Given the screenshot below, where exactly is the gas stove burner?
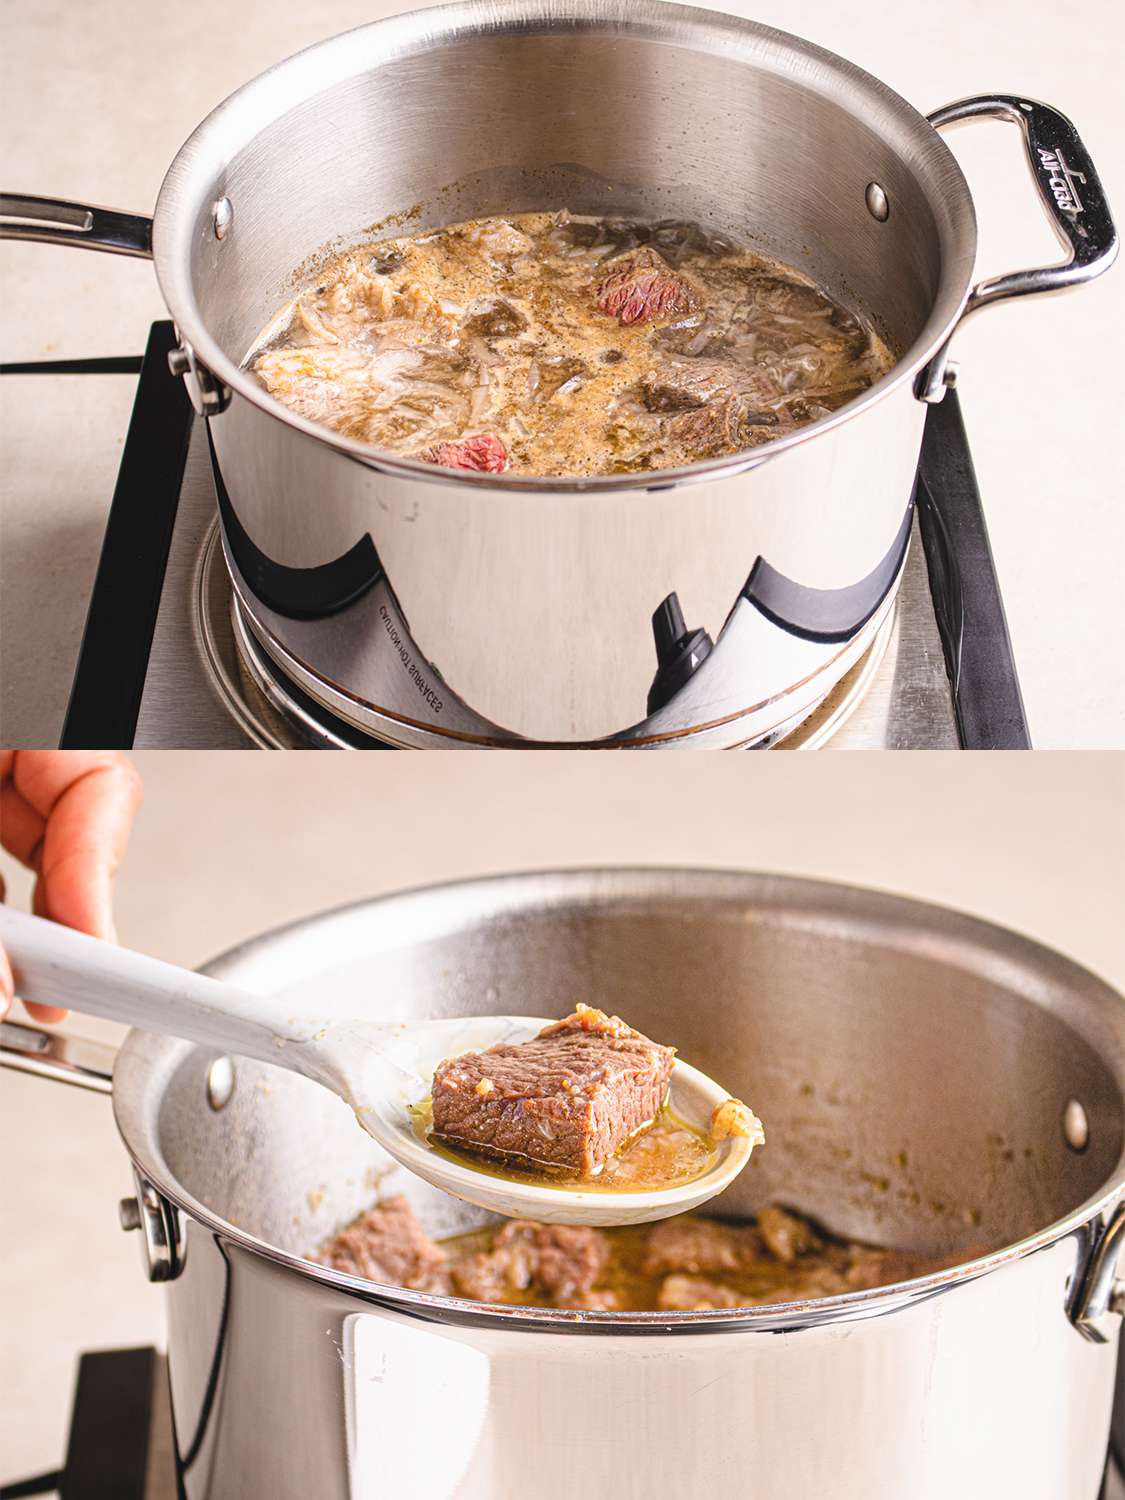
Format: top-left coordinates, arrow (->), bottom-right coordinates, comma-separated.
195,522 -> 902,750
53,323 -> 1027,751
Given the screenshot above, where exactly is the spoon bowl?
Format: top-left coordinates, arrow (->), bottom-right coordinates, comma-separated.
0,909 -> 761,1226
319,1013 -> 760,1224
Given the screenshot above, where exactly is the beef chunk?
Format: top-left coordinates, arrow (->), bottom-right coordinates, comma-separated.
449,1221 -> 610,1303
844,1242 -> 970,1291
645,359 -> 784,453
431,1003 -> 676,1177
595,248 -> 699,326
423,433 -> 508,473
639,374 -> 706,414
450,1222 -> 539,1301
757,1205 -> 822,1264
315,1195 -> 446,1289
670,396 -> 779,456
640,358 -> 777,412
534,1225 -> 610,1299
642,1217 -> 763,1276
462,298 -> 528,339
658,1275 -> 745,1311
531,354 -> 589,400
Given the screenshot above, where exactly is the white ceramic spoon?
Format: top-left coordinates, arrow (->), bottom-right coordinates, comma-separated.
0,908 -> 761,1226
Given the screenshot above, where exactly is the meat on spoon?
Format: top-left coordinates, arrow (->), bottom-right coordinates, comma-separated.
429,1004 -> 763,1190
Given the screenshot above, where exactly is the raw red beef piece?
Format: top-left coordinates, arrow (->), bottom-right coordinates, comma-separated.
424,433 -> 508,472
595,248 -> 698,326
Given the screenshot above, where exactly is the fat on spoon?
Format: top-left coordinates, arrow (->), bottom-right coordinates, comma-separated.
0,908 -> 761,1226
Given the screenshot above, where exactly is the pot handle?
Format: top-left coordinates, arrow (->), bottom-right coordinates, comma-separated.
0,1015 -> 115,1093
0,1017 -> 189,1280
1070,1200 -> 1125,1344
0,193 -> 153,258
918,95 -> 1118,400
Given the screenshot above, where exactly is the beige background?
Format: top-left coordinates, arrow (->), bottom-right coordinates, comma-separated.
2,0 -> 1124,747
1,749 -> 1124,1478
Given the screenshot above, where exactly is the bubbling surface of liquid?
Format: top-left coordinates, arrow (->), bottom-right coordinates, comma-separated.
249,211 -> 896,477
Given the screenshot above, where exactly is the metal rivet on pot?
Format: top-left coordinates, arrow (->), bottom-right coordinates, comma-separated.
119,1196 -> 142,1232
212,197 -> 233,240
1063,1098 -> 1089,1152
943,360 -> 960,390
206,1055 -> 235,1111
865,182 -> 890,222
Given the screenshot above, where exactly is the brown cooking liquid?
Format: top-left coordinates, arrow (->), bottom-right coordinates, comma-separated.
412,1098 -> 716,1192
438,1218 -> 947,1311
249,211 -> 896,476
315,1198 -> 966,1312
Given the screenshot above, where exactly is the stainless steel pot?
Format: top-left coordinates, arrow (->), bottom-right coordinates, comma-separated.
3,869 -> 1124,1497
1,4 -> 1116,746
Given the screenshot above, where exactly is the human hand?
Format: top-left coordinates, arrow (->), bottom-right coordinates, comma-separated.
0,751 -> 143,1023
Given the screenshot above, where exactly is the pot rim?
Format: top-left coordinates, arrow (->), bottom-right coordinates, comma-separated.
151,0 -> 978,495
111,867 -> 1125,1334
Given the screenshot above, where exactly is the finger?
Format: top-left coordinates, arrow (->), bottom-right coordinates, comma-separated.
0,942 -> 13,1018
11,751 -> 138,826
30,754 -> 143,941
0,780 -> 46,868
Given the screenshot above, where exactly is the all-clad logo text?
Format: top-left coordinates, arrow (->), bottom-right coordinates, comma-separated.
1038,147 -> 1086,216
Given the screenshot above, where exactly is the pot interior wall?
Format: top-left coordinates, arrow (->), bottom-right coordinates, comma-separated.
144,876 -> 1123,1269
179,15 -> 965,372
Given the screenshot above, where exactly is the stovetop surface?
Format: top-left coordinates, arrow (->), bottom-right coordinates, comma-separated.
55,323 -> 1029,751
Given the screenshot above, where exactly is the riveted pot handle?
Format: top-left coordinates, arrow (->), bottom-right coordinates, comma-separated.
918,96 -> 1118,400
0,193 -> 153,257
0,1016 -> 116,1093
1069,1199 -> 1125,1343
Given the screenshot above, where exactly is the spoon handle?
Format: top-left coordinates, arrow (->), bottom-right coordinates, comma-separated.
0,907 -> 309,1069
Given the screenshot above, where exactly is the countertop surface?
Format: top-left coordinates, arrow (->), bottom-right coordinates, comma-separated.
1,751 -> 1123,1482
2,0 -> 1124,748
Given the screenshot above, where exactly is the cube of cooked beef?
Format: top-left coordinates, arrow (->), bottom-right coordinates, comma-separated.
640,358 -> 780,416
315,1195 -> 446,1289
431,1003 -> 676,1177
671,395 -> 780,456
658,1275 -> 745,1311
642,1216 -> 763,1276
534,1225 -> 610,1299
596,248 -> 699,326
450,1222 -> 539,1301
757,1205 -> 822,1264
449,1221 -> 610,1304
